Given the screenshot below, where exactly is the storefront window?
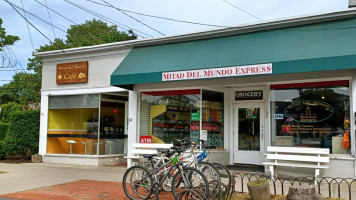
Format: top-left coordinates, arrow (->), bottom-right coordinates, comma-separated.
100,93 -> 127,155
270,81 -> 350,154
47,94 -> 100,155
140,89 -> 224,149
47,93 -> 127,155
202,90 -> 224,149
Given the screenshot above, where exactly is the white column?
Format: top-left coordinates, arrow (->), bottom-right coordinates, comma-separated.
39,94 -> 49,155
229,89 -> 234,165
127,90 -> 138,167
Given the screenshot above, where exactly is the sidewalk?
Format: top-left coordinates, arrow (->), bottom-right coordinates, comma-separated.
1,162 -> 355,199
0,162 -> 126,195
0,162 -> 127,199
0,162 -> 177,200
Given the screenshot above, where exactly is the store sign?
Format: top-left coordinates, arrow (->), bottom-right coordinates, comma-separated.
56,61 -> 88,84
284,100 -> 334,123
235,90 -> 263,101
191,112 -> 200,121
162,63 -> 272,81
140,136 -> 152,143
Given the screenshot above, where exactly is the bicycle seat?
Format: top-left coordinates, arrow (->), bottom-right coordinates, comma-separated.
157,149 -> 170,153
143,154 -> 157,160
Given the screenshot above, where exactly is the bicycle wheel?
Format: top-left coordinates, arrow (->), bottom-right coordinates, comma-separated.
198,162 -> 221,199
171,167 -> 209,200
212,163 -> 232,194
122,166 -> 153,200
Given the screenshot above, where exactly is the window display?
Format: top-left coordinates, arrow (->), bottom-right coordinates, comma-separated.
140,89 -> 224,149
201,90 -> 224,149
270,81 -> 350,154
140,89 -> 200,144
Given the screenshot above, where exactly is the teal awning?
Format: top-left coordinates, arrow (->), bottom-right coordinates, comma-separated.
111,16 -> 356,88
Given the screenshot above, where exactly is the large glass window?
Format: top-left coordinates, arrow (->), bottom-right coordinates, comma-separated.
140,89 -> 224,149
48,94 -> 99,155
47,93 -> 127,155
270,81 -> 350,154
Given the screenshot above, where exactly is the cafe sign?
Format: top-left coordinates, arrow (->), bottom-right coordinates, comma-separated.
56,61 -> 88,84
284,100 -> 334,123
162,63 -> 272,81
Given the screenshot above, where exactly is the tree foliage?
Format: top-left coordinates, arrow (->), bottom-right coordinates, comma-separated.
0,73 -> 41,105
0,18 -> 19,51
27,19 -> 137,73
0,123 -> 9,141
65,19 -> 137,47
0,102 -> 22,123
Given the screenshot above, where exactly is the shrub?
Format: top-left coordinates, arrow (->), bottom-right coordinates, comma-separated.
3,110 -> 40,158
0,141 -> 5,160
0,102 -> 22,123
0,123 -> 9,141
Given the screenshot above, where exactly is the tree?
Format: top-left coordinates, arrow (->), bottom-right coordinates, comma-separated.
0,18 -> 20,104
27,19 -> 137,73
65,19 -> 137,47
0,18 -> 19,52
0,73 -> 41,106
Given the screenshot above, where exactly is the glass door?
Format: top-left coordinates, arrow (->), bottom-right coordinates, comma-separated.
233,103 -> 265,165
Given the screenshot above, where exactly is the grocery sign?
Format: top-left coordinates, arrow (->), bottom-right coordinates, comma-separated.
162,63 -> 272,81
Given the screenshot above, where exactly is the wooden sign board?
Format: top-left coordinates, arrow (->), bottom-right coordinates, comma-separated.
56,61 -> 88,84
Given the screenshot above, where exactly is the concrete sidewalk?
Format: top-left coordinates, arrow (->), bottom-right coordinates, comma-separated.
0,162 -> 126,195
1,162 -> 355,199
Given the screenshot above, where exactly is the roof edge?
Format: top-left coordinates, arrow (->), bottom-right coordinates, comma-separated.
35,8 -> 356,58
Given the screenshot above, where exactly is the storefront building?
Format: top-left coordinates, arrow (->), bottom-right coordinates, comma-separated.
38,8 -> 356,177
37,45 -> 131,165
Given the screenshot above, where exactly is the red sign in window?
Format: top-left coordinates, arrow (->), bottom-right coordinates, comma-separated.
140,136 -> 152,143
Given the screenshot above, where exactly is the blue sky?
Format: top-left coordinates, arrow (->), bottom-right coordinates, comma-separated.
0,0 -> 349,85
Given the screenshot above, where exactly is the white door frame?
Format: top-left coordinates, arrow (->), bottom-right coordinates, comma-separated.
233,102 -> 265,165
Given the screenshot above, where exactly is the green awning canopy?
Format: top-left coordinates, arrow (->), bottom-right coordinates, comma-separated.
111,17 -> 356,89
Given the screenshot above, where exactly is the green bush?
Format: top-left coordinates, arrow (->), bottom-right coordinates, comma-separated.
0,102 -> 22,123
0,141 -> 5,160
3,110 -> 40,158
0,123 -> 9,141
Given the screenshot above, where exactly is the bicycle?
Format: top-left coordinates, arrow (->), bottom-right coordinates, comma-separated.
122,146 -> 210,200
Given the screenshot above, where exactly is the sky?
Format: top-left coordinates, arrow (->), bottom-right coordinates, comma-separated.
0,0 -> 349,86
